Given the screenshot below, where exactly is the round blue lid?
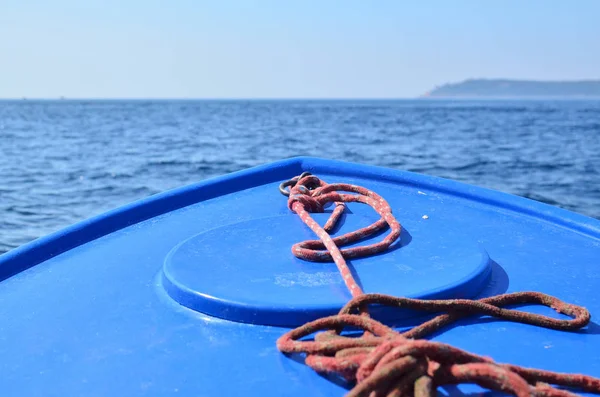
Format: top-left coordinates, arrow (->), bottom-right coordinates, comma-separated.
162,212 -> 491,326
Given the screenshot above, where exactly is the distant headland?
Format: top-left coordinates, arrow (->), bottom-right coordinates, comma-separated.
422,79 -> 600,98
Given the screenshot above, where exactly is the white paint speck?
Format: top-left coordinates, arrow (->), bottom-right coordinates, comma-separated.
395,264 -> 414,273
275,272 -> 341,287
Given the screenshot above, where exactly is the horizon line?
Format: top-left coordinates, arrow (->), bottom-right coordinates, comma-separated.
1,96 -> 420,101
2,96 -> 600,101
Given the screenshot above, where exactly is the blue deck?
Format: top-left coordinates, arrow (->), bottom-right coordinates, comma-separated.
0,156 -> 599,396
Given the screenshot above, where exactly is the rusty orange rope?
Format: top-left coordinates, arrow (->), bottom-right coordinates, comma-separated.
276,173 -> 600,397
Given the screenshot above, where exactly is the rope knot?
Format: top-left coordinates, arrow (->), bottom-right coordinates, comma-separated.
287,184 -> 324,213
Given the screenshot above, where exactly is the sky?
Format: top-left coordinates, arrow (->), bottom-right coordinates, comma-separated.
1,0 -> 599,99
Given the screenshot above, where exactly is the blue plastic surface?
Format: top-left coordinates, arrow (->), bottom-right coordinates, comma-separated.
163,214 -> 490,326
0,156 -> 599,397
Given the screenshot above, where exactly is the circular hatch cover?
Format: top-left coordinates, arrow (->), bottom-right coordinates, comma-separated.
162,214 -> 491,326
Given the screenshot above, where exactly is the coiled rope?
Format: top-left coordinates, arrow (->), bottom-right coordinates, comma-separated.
276,173 -> 600,397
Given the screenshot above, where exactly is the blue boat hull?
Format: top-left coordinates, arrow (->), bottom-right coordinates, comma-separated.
0,157 -> 599,396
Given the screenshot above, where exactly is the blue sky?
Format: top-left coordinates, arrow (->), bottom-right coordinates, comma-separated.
1,0 -> 599,98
